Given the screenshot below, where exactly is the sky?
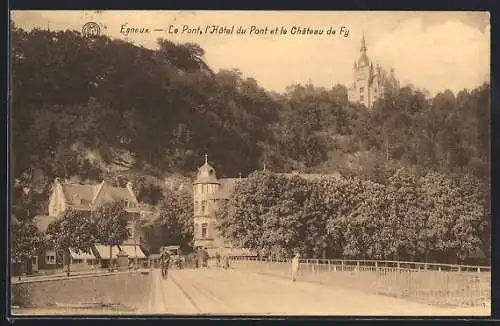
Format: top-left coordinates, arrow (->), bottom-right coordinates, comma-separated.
11,11 -> 490,96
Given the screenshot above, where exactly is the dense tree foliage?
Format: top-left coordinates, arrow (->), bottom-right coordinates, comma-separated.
12,25 -> 489,188
11,220 -> 46,279
46,209 -> 96,276
93,201 -> 130,265
217,171 -> 488,264
154,188 -> 194,252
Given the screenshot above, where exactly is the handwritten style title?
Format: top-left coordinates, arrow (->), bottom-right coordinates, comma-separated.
119,23 -> 350,37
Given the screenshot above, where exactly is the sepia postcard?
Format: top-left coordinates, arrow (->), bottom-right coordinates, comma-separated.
9,10 -> 491,317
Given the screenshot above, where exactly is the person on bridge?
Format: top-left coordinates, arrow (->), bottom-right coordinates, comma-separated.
160,249 -> 171,279
215,252 -> 221,269
291,252 -> 300,282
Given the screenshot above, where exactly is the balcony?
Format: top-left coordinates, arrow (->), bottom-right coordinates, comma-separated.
195,236 -> 214,241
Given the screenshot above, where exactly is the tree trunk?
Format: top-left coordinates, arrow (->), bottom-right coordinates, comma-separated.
18,260 -> 23,280
66,250 -> 71,277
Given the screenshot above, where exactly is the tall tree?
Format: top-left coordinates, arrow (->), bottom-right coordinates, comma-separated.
156,188 -> 194,251
45,209 -> 96,276
93,201 -> 130,268
12,220 -> 46,280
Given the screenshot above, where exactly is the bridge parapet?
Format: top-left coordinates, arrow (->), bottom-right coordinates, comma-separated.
229,257 -> 491,308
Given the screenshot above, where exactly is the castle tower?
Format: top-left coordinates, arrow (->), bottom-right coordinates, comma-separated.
193,154 -> 221,251
347,33 -> 385,109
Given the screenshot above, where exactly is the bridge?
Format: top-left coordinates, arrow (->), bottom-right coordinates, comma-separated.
144,258 -> 491,316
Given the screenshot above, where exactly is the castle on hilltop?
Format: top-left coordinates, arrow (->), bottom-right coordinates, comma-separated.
348,34 -> 398,109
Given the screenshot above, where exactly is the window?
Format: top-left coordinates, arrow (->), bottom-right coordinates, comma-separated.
46,250 -> 56,265
374,88 -> 377,93
360,95 -> 364,101
360,87 -> 364,94
127,222 -> 134,238
201,223 -> 208,238
201,200 -> 206,213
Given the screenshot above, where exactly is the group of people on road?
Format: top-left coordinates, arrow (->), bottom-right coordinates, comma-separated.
215,252 -> 230,269
158,247 -> 300,282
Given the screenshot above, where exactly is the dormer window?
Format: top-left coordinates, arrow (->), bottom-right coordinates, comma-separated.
209,169 -> 214,176
123,200 -> 136,208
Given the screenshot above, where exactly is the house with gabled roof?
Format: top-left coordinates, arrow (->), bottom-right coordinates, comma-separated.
33,178 -> 147,273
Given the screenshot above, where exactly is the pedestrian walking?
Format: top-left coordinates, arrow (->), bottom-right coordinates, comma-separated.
291,252 -> 300,282
160,249 -> 171,279
216,251 -> 221,269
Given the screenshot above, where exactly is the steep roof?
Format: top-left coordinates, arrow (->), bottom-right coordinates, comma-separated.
33,215 -> 58,233
218,178 -> 243,199
214,173 -> 341,199
57,180 -> 138,209
94,183 -> 136,204
279,172 -> 342,181
194,162 -> 219,185
60,184 -> 96,205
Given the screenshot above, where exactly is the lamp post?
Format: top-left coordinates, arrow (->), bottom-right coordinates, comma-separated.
134,214 -> 138,270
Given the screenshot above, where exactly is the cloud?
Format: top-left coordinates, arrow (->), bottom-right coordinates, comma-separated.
11,11 -> 490,95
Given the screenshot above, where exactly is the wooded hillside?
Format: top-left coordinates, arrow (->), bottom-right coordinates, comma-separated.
11,24 -> 490,261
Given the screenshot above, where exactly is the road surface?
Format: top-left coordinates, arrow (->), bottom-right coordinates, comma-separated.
145,268 -> 489,316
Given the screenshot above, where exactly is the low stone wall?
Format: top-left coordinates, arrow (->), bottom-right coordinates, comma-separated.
12,271 -> 151,311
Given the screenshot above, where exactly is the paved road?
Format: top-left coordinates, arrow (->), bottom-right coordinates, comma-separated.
145,268 -> 489,316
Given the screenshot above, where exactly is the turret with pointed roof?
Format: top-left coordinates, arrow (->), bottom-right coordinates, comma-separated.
347,33 -> 389,109
193,154 -> 219,185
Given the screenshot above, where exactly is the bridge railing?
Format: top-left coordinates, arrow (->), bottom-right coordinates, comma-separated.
229,256 -> 491,308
